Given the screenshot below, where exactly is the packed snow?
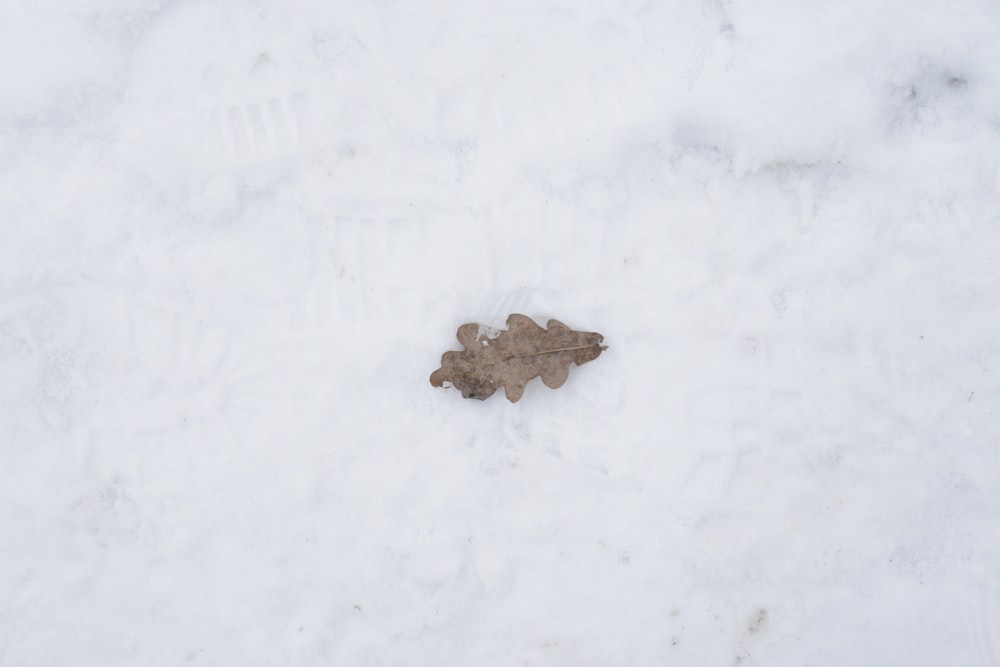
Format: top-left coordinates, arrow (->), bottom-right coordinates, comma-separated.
2,0 -> 999,665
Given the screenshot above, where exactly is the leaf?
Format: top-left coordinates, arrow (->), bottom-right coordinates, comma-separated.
430,314 -> 607,402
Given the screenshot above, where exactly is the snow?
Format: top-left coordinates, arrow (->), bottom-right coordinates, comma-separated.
2,0 -> 1000,664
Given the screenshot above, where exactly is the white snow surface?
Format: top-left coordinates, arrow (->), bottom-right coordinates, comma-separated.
3,1 -> 1000,665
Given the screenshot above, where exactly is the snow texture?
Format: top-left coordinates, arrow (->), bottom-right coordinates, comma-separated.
2,1 -> 1000,665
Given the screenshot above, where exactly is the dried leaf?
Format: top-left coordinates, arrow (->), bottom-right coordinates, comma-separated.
430,314 -> 606,402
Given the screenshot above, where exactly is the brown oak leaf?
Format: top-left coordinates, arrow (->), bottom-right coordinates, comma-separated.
430,314 -> 606,402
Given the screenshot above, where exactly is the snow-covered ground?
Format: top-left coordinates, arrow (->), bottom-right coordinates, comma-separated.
3,1 -> 1000,664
